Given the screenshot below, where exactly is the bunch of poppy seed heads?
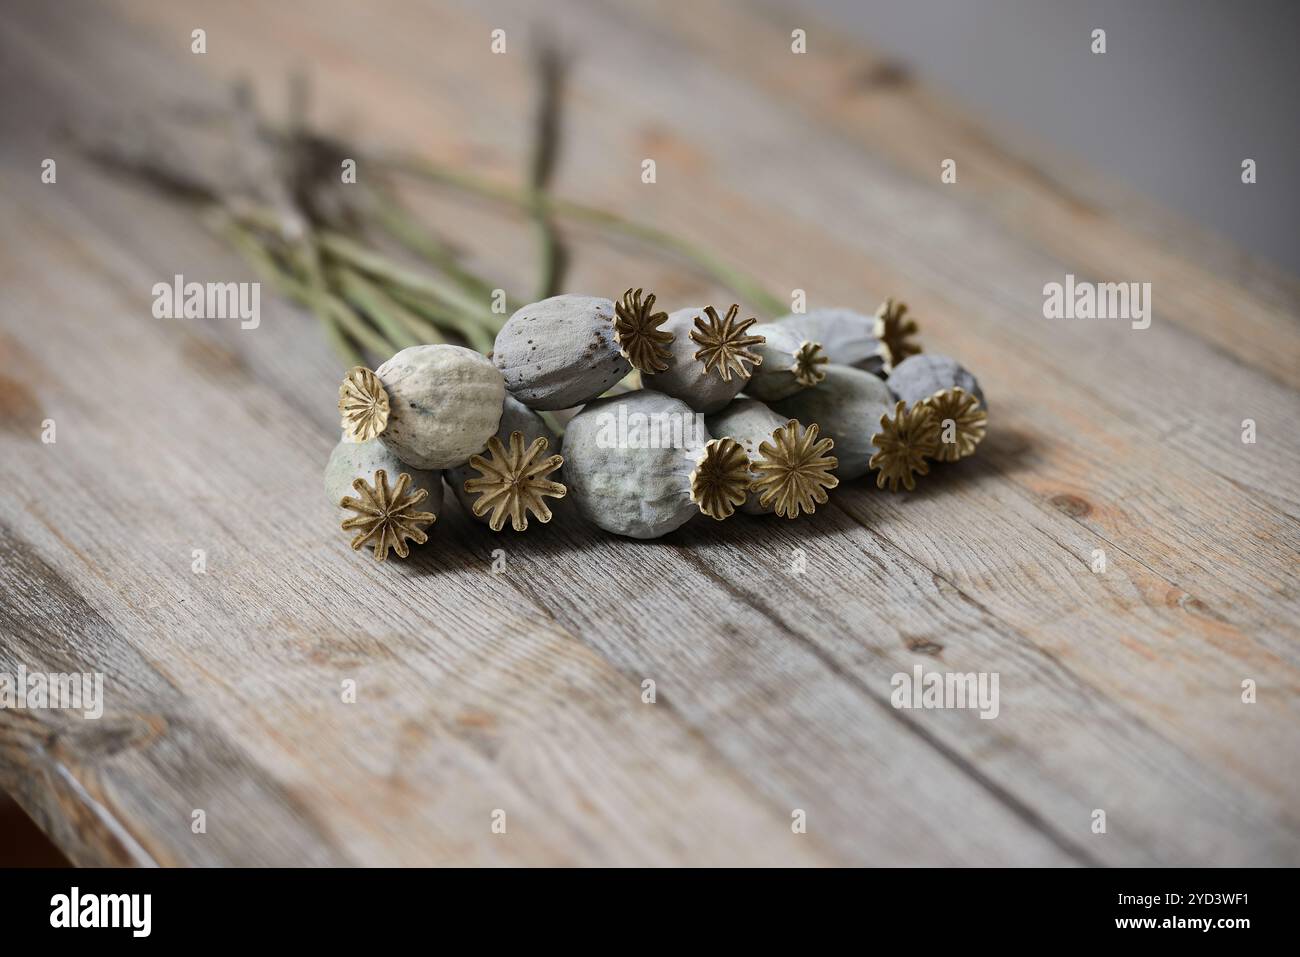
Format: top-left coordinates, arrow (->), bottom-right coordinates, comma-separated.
327,289 -> 987,560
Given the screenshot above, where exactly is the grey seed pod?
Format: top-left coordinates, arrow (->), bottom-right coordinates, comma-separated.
888,353 -> 986,409
324,436 -> 444,516
641,306 -> 759,413
770,365 -> 896,480
374,344 -> 505,469
745,322 -> 829,401
774,309 -> 887,376
446,394 -> 560,523
492,295 -> 630,410
705,397 -> 789,514
561,390 -> 710,539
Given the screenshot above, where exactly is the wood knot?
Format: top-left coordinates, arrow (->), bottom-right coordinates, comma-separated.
50,713 -> 168,760
1049,493 -> 1092,518
1168,589 -> 1229,624
0,373 -> 40,434
848,60 -> 913,93
903,634 -> 944,656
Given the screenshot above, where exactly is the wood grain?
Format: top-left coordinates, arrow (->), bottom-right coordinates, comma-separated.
0,0 -> 1296,866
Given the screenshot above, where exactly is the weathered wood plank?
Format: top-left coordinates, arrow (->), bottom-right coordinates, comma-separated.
0,0 -> 1296,866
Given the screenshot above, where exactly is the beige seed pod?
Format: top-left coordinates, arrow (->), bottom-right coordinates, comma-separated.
340,470 -> 437,562
493,294 -> 627,409
338,366 -> 389,442
750,420 -> 839,519
361,344 -> 505,470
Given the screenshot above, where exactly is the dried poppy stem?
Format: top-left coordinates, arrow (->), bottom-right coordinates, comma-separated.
526,40 -> 567,300
220,218 -> 369,364
315,230 -> 495,328
377,153 -> 787,317
230,201 -> 501,348
289,239 -> 394,358
333,266 -> 424,350
367,193 -> 512,312
383,284 -> 495,354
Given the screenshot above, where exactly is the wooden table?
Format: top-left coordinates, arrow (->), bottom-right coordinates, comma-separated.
2,0 -> 1297,867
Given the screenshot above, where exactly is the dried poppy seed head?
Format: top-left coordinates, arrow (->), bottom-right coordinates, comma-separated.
339,366 -> 389,442
375,344 -> 505,470
561,390 -> 709,539
643,306 -> 757,413
770,364 -> 895,480
324,436 -> 443,515
745,324 -> 827,401
750,419 -> 839,519
492,295 -> 630,409
773,308 -> 888,376
689,437 -> 752,520
339,469 -> 436,561
869,400 -> 940,492
690,305 -> 764,382
873,298 -> 922,372
463,431 -> 566,532
922,387 -> 987,461
791,340 -> 828,387
613,287 -> 675,374
705,396 -> 789,515
888,353 -> 986,410
446,394 -> 561,525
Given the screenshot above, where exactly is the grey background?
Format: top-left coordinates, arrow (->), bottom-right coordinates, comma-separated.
809,0 -> 1300,277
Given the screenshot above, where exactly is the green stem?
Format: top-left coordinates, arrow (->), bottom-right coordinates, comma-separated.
221,219 -> 365,365
334,266 -> 424,350
288,240 -> 392,358
385,284 -> 496,354
526,43 -> 566,300
379,154 -> 786,317
229,203 -> 503,352
317,230 -> 496,329
367,193 -> 510,312
351,270 -> 447,346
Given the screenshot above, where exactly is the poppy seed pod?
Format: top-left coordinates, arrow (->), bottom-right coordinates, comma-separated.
562,390 -> 733,538
339,345 -> 505,471
744,322 -> 829,401
492,289 -> 675,410
446,394 -> 562,527
705,396 -> 789,514
492,295 -> 627,409
324,436 -> 444,514
642,305 -> 764,413
887,353 -> 986,409
773,309 -> 887,376
325,438 -> 444,561
771,365 -> 896,480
